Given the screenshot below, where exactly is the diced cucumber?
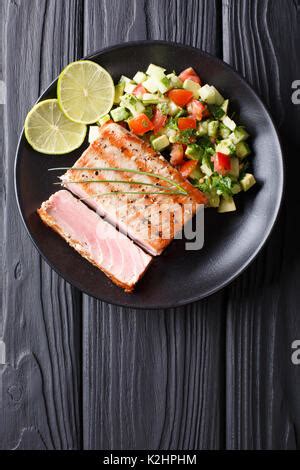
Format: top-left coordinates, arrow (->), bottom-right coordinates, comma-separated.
208,191 -> 220,208
190,164 -> 203,180
183,78 -> 201,98
231,183 -> 242,194
229,126 -> 249,144
210,86 -> 224,105
88,126 -> 100,143
221,115 -> 236,131
229,157 -> 240,178
197,120 -> 209,136
199,84 -> 216,104
110,106 -> 129,122
142,93 -> 161,104
167,100 -> 181,116
216,138 -> 236,155
120,94 -> 145,116
155,76 -> 172,94
199,84 -> 224,105
119,75 -> 132,85
185,144 -> 202,160
219,122 -> 231,139
236,141 -> 251,159
97,114 -> 110,126
200,162 -> 213,177
167,73 -> 183,88
221,99 -> 229,114
124,82 -> 136,94
151,134 -> 170,151
240,173 -> 256,191
114,83 -> 125,104
164,128 -> 177,143
146,63 -> 166,78
133,71 -> 147,83
208,120 -> 219,137
218,195 -> 236,213
143,77 -> 159,93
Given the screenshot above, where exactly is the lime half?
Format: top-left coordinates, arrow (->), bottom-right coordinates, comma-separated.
25,99 -> 87,154
57,60 -> 114,124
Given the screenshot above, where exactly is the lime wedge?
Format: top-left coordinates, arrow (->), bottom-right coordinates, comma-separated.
25,99 -> 87,154
57,60 -> 114,124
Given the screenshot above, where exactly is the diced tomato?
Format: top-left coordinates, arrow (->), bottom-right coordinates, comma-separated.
128,113 -> 154,135
168,89 -> 193,107
151,107 -> 167,134
213,152 -> 231,175
187,100 -> 209,121
178,117 -> 196,131
179,160 -> 198,179
133,84 -> 147,97
179,67 -> 201,85
170,144 -> 184,166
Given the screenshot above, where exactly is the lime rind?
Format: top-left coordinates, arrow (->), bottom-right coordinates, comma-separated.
57,60 -> 114,124
25,99 -> 87,155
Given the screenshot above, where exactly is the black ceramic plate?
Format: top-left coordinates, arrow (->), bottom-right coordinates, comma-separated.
15,41 -> 284,309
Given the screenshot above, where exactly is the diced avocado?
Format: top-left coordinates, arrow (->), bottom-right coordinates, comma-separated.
119,75 -> 132,85
240,173 -> 256,191
208,120 -> 219,137
97,114 -> 110,126
114,83 -> 125,104
146,63 -> 166,78
120,94 -> 145,116
185,144 -> 203,160
200,162 -> 213,177
133,71 -> 147,83
88,126 -> 100,143
151,134 -> 170,151
219,122 -> 231,139
229,126 -> 249,144
236,141 -> 251,159
190,164 -> 203,180
218,195 -> 236,213
221,115 -> 236,131
124,82 -> 136,94
110,106 -> 129,122
183,78 -> 201,98
229,157 -> 240,178
216,138 -> 236,155
221,99 -> 229,114
142,93 -> 161,104
231,182 -> 242,194
143,77 -> 159,93
197,120 -> 209,136
167,73 -> 183,88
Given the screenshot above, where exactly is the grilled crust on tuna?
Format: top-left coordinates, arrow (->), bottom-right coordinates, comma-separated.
61,122 -> 207,256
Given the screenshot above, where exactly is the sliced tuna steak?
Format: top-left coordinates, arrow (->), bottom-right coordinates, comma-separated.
61,122 -> 207,256
37,190 -> 152,292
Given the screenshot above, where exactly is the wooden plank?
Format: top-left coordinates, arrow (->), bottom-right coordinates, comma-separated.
82,0 -> 225,450
0,0 -> 84,450
223,0 -> 300,449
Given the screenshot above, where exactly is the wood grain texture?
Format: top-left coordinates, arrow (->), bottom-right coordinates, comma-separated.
223,0 -> 300,449
0,0 -> 83,449
82,0 -> 226,450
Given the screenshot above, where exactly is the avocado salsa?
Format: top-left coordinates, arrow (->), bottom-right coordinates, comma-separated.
90,63 -> 256,213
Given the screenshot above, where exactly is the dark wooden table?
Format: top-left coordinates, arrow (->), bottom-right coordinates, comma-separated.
1,0 -> 300,450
